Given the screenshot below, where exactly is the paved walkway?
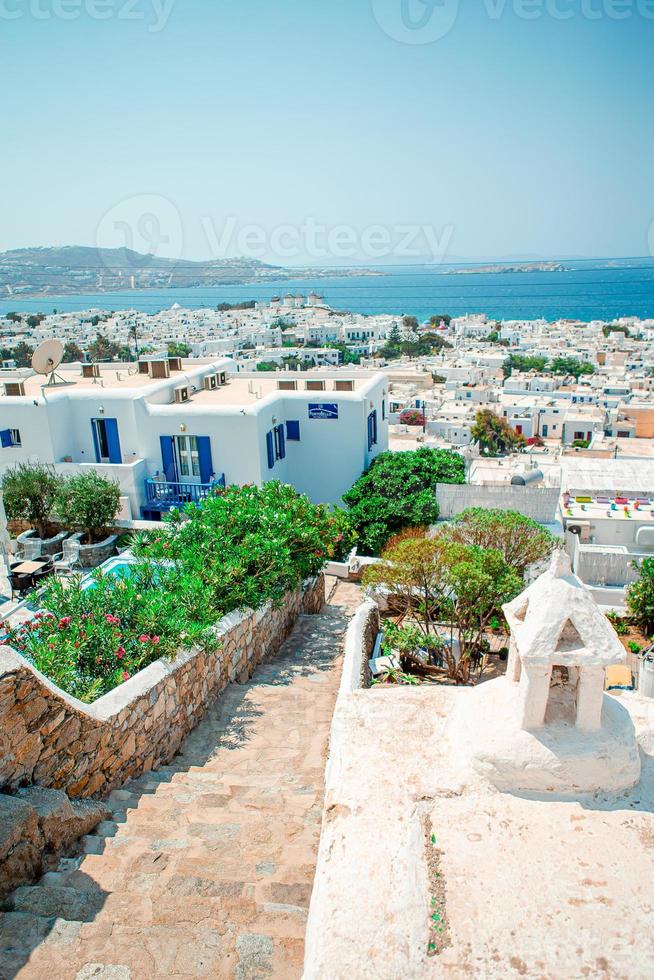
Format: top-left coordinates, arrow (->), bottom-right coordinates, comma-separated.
1,580 -> 361,980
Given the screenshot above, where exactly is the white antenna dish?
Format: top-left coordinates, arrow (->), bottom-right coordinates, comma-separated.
32,340 -> 66,386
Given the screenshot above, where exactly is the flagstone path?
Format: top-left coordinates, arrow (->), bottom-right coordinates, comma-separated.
0,579 -> 362,980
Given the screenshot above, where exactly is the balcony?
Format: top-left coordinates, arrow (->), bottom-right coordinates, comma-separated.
141,475 -> 225,519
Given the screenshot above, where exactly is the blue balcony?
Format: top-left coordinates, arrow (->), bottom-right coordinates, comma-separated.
141,475 -> 225,520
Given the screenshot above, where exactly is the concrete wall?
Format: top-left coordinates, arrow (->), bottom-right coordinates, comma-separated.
436,483 -> 561,523
567,530 -> 641,587
0,575 -> 324,800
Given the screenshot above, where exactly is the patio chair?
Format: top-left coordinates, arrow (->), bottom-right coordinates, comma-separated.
21,539 -> 43,561
9,572 -> 34,599
53,540 -> 83,576
32,561 -> 55,588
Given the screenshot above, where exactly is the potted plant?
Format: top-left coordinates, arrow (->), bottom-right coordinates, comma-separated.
1,463 -> 68,555
56,471 -> 121,567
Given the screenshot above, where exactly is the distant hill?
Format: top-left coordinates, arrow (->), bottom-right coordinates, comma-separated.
0,246 -> 296,298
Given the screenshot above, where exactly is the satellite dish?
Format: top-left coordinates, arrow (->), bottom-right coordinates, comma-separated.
32,339 -> 66,386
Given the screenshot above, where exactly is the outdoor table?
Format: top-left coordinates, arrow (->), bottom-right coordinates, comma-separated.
12,560 -> 47,575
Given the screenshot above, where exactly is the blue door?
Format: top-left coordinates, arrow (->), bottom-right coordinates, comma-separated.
92,418 -> 121,463
196,436 -> 213,484
160,436 -> 178,482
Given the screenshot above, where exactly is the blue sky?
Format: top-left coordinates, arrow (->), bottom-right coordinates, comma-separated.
2,0 -> 654,264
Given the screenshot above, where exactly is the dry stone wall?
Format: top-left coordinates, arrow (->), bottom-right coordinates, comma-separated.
0,575 -> 324,800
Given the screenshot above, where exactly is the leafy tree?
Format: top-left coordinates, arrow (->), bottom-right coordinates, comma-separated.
12,341 -> 34,367
5,312 -> 21,323
363,537 -> 521,683
627,557 -> 654,634
550,356 -> 595,378
402,315 -> 419,335
471,409 -> 526,455
430,314 -> 451,327
505,353 -> 549,376
441,508 -> 554,574
342,448 -> 465,555
167,341 -> 191,358
2,463 -> 64,538
88,333 -> 123,362
256,361 -> 279,371
63,342 -> 84,362
56,471 -> 121,542
26,314 -> 45,329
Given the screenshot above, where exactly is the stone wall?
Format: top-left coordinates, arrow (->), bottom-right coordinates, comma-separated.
436,482 -> 561,524
0,574 -> 324,800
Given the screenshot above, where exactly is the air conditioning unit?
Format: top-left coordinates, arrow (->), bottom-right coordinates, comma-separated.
203,374 -> 218,390
567,521 -> 591,542
174,384 -> 190,404
82,363 -> 100,379
168,356 -> 183,371
148,359 -> 170,379
4,381 -> 25,396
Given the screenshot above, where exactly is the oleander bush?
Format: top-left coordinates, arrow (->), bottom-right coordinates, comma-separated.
4,481 -> 340,701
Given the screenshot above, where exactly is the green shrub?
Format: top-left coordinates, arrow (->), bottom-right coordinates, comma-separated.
2,463 -> 64,538
626,558 -> 654,634
56,471 -> 121,542
606,610 -> 630,635
627,640 -> 642,654
4,482 -> 341,701
342,448 -> 465,555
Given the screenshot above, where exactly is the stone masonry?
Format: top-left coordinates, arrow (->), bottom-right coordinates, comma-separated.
0,575 -> 324,801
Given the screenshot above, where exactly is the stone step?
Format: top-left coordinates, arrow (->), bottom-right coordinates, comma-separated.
0,910 -> 54,953
10,884 -> 103,921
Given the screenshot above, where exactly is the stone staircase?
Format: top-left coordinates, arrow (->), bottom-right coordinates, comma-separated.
0,581 -> 362,980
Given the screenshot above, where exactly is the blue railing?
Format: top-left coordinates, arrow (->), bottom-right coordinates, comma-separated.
143,475 -> 225,513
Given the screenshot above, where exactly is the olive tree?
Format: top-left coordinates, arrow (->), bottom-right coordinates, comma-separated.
440,508 -> 554,574
1,463 -> 63,538
56,472 -> 121,543
363,537 -> 521,684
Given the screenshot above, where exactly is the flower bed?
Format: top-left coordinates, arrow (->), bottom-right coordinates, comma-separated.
2,482 -> 341,702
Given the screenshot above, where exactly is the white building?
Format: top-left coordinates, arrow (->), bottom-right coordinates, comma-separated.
0,356 -> 388,518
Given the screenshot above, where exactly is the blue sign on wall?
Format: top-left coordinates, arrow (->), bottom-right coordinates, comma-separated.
308,403 -> 339,420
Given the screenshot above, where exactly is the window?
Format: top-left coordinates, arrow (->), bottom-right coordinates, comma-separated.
367,409 -> 378,450
286,420 -> 300,441
174,435 -> 200,478
266,431 -> 275,469
0,428 -> 20,448
274,423 -> 286,460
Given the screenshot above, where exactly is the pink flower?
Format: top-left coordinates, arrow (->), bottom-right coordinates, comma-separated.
58,617 -> 71,629
151,635 -> 160,645
116,646 -> 125,659
121,671 -> 130,681
139,634 -> 149,643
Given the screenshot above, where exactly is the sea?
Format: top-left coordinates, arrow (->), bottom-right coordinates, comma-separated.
2,262 -> 654,322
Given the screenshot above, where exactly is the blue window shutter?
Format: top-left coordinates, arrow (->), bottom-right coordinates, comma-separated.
0,429 -> 11,448
91,421 -> 101,463
196,436 -> 213,484
286,420 -> 300,441
266,431 -> 275,469
276,424 -> 285,460
382,399 -> 385,420
160,436 -> 177,482
373,409 -> 378,444
104,418 -> 122,464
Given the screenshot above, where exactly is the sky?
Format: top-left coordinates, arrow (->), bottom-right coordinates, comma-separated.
2,0 -> 654,265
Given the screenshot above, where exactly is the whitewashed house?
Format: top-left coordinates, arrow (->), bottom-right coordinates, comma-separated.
0,356 -> 388,518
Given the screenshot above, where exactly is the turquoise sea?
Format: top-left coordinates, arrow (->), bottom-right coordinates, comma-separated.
2,262 -> 654,322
